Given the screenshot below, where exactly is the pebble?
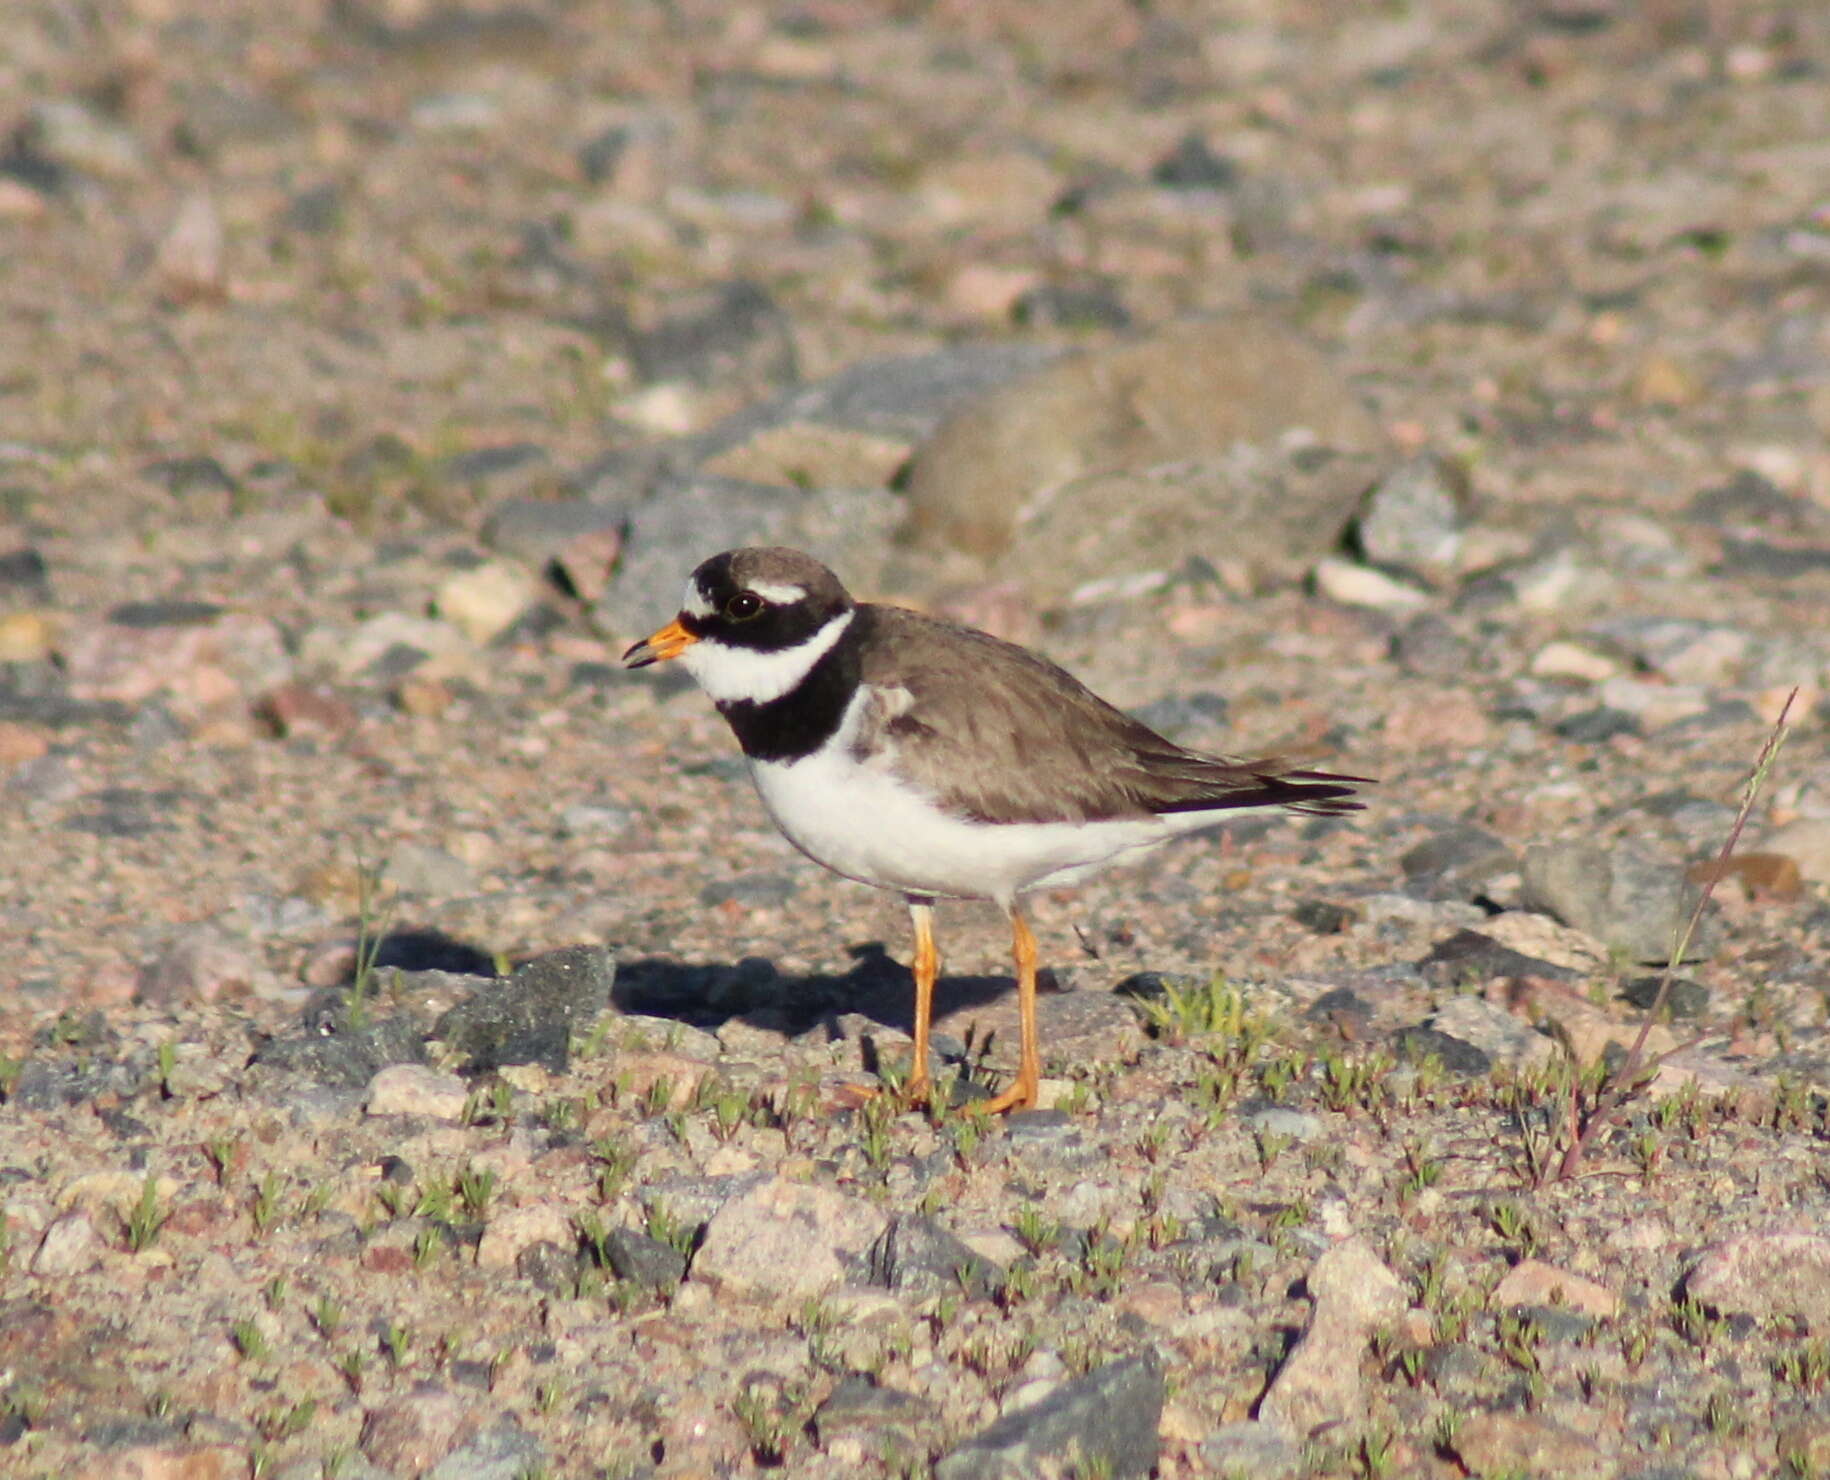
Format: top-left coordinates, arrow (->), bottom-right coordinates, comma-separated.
476,1203 -> 576,1271
600,1227 -> 687,1292
1530,639 -> 1619,681
1399,824 -> 1516,902
22,98 -> 145,180
935,1350 -> 1163,1480
136,924 -> 256,1006
435,561 -> 535,645
1490,1259 -> 1620,1318
1351,451 -> 1467,581
1312,556 -> 1431,612
1389,612 -> 1474,679
690,1177 -> 889,1301
1425,996 -> 1555,1071
365,1064 -> 470,1120
31,1210 -> 104,1275
1242,1105 -> 1324,1142
424,1420 -> 545,1480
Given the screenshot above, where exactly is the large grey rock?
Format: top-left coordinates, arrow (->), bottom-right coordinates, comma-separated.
901,316 -> 1388,581
936,1351 -> 1164,1480
1520,843 -> 1703,964
1351,452 -> 1469,582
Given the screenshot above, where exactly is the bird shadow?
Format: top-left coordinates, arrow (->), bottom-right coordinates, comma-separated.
610,940 -> 1024,1042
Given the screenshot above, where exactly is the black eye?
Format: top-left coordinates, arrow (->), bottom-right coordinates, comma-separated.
724,591 -> 764,621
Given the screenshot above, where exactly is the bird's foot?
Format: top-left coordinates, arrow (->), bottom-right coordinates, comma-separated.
964,1073 -> 1040,1116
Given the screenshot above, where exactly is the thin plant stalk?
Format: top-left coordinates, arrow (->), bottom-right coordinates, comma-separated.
1553,687 -> 1797,1182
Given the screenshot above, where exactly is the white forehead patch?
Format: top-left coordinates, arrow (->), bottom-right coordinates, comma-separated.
682,579 -> 714,618
680,610 -> 853,705
748,581 -> 808,605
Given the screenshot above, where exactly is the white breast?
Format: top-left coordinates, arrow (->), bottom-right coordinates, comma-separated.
746,687 -> 1191,905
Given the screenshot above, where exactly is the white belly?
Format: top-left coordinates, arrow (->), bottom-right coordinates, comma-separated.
747,739 -> 1199,905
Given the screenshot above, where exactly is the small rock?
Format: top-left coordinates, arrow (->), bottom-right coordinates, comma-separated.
366,1064 -> 470,1120
691,1177 -> 889,1302
1530,640 -> 1619,681
136,924 -> 255,1006
32,1211 -> 104,1275
1400,825 -> 1515,903
0,612 -> 54,663
477,1203 -> 575,1271
1152,131 -> 1239,190
1390,1025 -> 1491,1076
1684,1230 -> 1830,1327
424,1418 -> 544,1480
1762,818 -> 1830,887
629,279 -> 796,390
1351,452 -> 1467,581
1450,1412 -> 1612,1480
1419,927 -> 1580,987
1618,975 -> 1711,1018
1426,997 -> 1554,1071
1312,556 -> 1430,612
1389,613 -> 1473,679
599,1227 -> 687,1291
1491,1259 -> 1620,1318
1243,1106 -> 1323,1143
813,1376 -> 938,1454
1200,1423 -> 1302,1480
74,1447 -> 241,1480
513,1241 -> 580,1293
22,99 -> 145,180
936,1351 -> 1164,1480
442,444 -> 552,500
1552,706 -> 1640,743
869,1214 -> 1004,1299
255,683 -> 360,740
153,192 -> 226,305
361,1384 -> 478,1476
435,561 -> 534,645
1259,1238 -> 1408,1437
1687,851 -> 1801,901
1521,843 -> 1702,963
385,843 -> 478,898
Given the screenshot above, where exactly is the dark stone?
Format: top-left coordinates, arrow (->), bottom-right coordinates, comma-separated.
577,125 -> 630,183
1714,538 -> 1830,580
248,992 -> 429,1090
1419,930 -> 1577,987
105,600 -> 225,629
435,946 -> 616,1074
140,455 -> 237,501
1687,470 -> 1813,534
599,1227 -> 686,1291
1306,987 -> 1374,1032
869,1214 -> 1004,1300
1391,1025 -> 1492,1076
441,442 -> 550,489
1292,899 -> 1359,935
0,547 -> 49,594
629,279 -> 797,388
1012,280 -> 1131,330
1619,975 -> 1710,1019
1390,612 -> 1473,679
1152,132 -> 1240,190
1554,706 -> 1641,743
516,1240 -> 582,1293
936,1350 -> 1164,1480
10,1056 -> 137,1109
283,182 -> 343,234
814,1375 -> 936,1448
1400,825 -> 1516,902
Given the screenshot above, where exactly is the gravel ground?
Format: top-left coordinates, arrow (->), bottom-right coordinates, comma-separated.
4,2 -> 1830,1478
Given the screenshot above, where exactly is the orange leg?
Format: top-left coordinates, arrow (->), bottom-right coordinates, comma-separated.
906,898 -> 938,1102
974,906 -> 1041,1114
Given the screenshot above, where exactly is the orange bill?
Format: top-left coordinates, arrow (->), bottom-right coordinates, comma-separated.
622,617 -> 698,668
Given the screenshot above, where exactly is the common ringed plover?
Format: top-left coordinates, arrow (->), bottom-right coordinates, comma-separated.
624,547 -> 1367,1112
